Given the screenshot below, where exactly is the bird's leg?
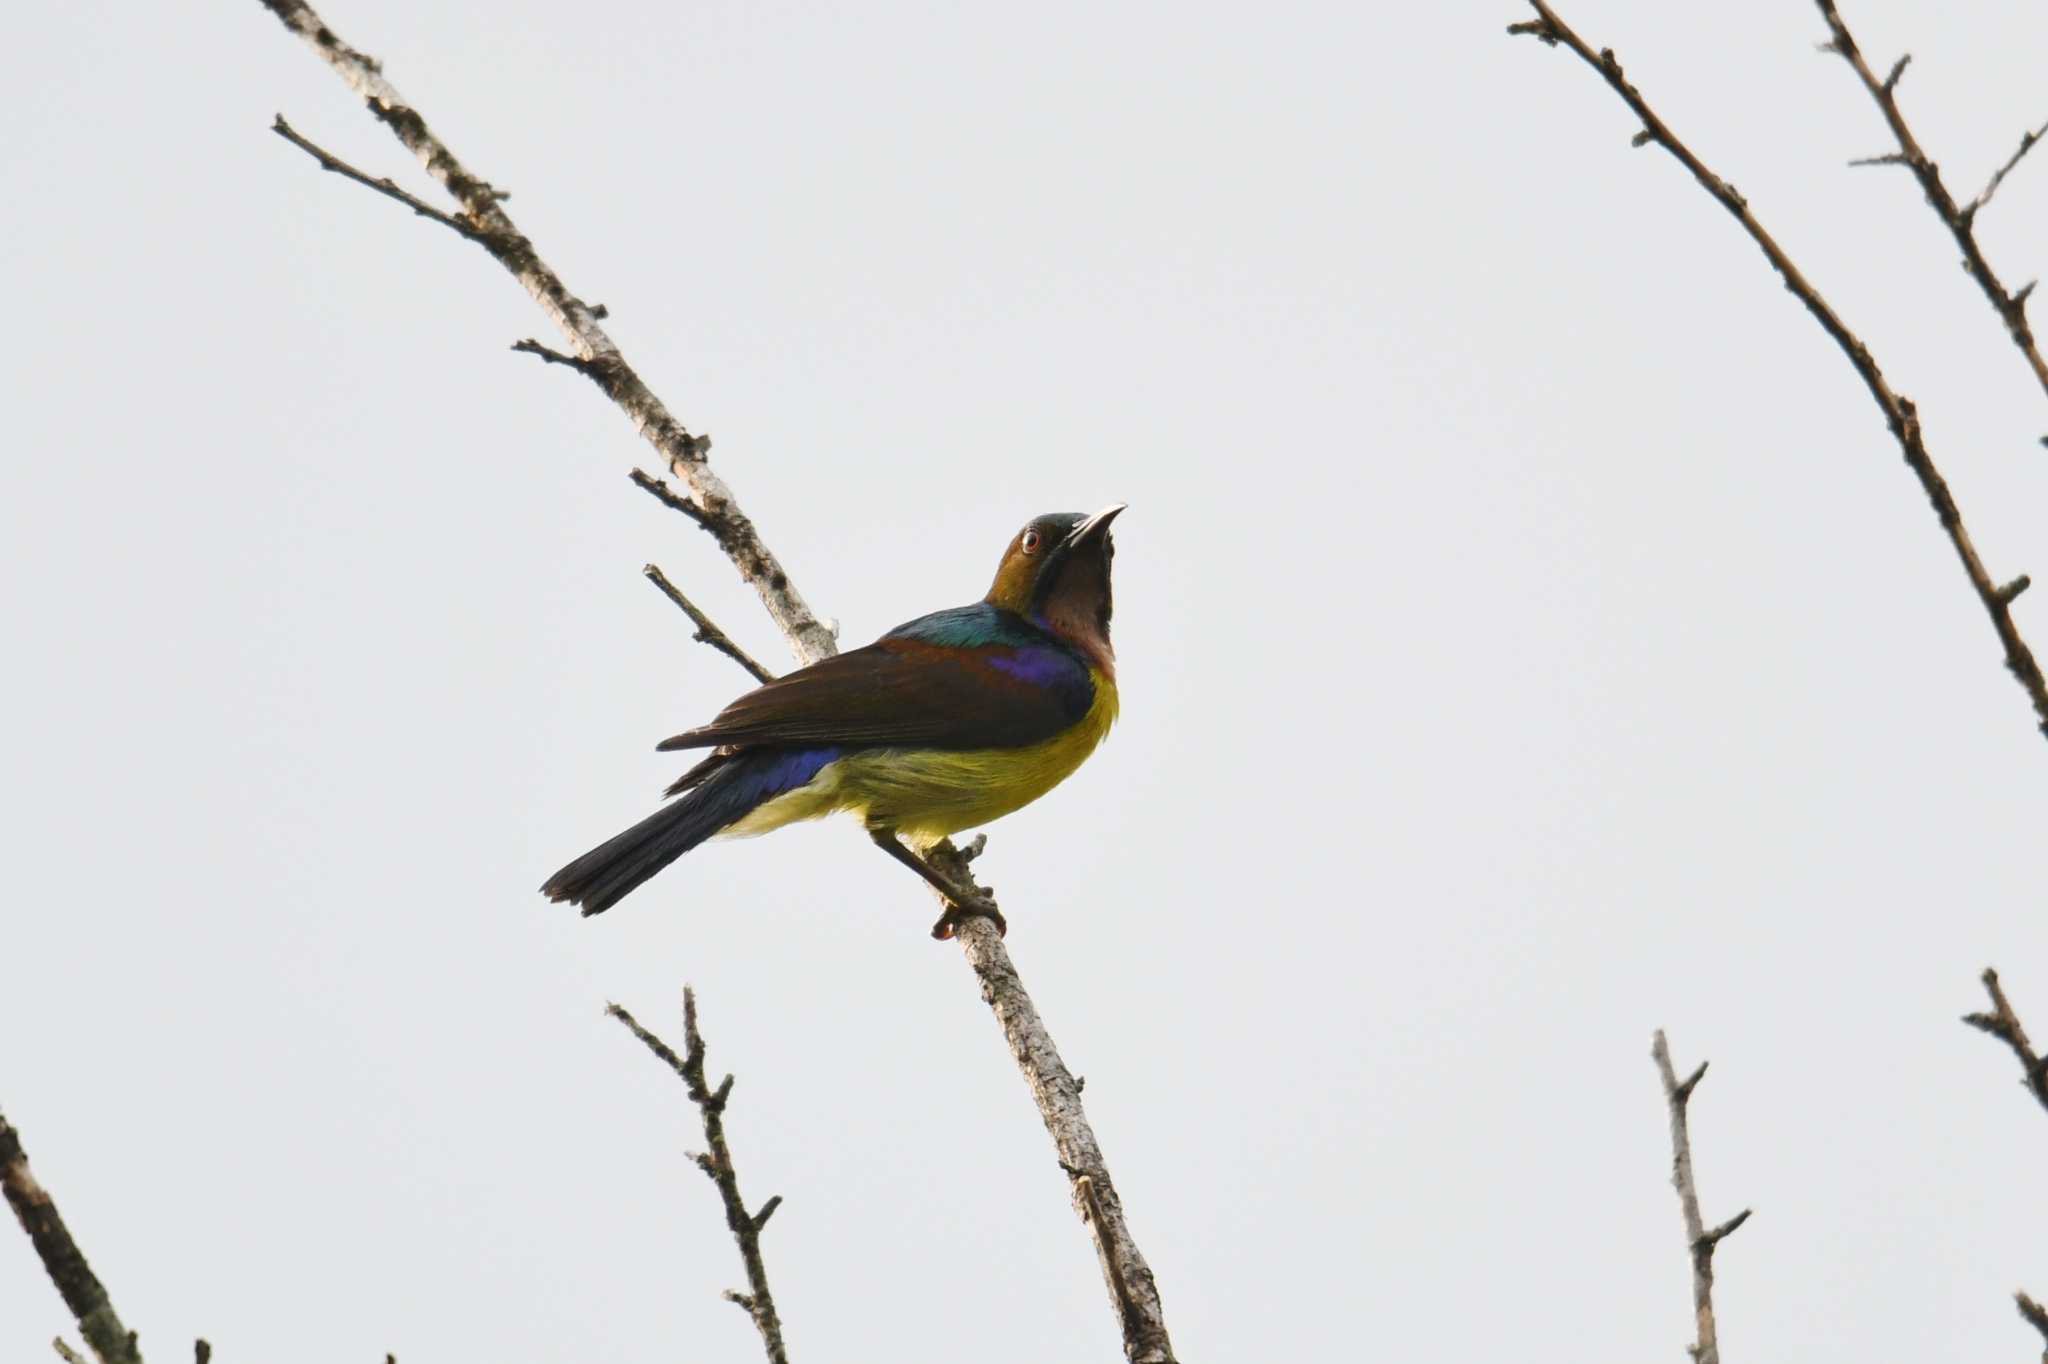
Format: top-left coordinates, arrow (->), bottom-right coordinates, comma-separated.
865,826 -> 1007,940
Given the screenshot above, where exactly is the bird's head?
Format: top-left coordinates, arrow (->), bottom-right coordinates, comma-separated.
985,504 -> 1125,673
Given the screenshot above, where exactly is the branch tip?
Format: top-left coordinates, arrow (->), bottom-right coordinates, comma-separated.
642,565 -> 777,684
1697,1208 -> 1753,1250
628,469 -> 718,532
509,337 -> 594,373
1813,1 -> 2048,418
1649,1032 -> 1741,1364
611,990 -> 788,1360
270,113 -> 483,242
1970,120 -> 2048,217
1964,968 -> 2048,1117
1510,0 -> 2048,740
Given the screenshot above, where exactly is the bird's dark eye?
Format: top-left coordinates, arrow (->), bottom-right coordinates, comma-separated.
1021,529 -> 1043,554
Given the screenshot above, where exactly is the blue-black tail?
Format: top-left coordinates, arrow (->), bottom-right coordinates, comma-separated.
541,747 -> 836,916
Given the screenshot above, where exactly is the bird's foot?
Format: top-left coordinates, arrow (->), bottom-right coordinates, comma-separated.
931,893 -> 1006,941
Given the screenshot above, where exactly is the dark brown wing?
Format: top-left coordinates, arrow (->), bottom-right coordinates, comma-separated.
656,632 -> 1094,753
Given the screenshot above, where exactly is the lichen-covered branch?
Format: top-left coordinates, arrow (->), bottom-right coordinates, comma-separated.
1,1109 -> 143,1364
610,995 -> 789,1364
257,4 -> 1178,1358
1649,1034 -> 1751,1364
954,919 -> 1173,1358
258,0 -> 836,665
1508,0 -> 2048,743
1815,1 -> 2048,409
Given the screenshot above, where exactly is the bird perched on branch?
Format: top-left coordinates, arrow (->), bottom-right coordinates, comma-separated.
541,505 -> 1124,937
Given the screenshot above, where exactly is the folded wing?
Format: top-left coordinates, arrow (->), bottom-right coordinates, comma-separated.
658,613 -> 1095,753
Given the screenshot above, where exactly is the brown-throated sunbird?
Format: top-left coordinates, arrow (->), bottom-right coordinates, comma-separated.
541,506 -> 1123,937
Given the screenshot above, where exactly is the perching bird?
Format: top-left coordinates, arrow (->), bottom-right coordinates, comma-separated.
541,505 -> 1124,936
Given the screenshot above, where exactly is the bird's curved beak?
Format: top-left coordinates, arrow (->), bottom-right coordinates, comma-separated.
1065,503 -> 1126,548
1035,502 -> 1124,602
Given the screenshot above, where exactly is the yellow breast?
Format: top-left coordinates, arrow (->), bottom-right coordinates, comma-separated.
718,668 -> 1119,847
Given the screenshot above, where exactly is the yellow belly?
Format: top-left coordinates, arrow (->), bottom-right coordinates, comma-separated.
719,669 -> 1119,848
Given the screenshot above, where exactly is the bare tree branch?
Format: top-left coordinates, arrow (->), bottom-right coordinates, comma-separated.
1508,1 -> 2048,743
929,840 -> 1172,1362
256,4 -> 1179,1358
1815,1 -> 2048,409
258,0 -> 838,664
610,994 -> 788,1364
1957,970 -> 2048,1358
1963,968 -> 2048,1118
1,1110 -> 143,1364
643,564 -> 777,686
1650,1034 -> 1750,1364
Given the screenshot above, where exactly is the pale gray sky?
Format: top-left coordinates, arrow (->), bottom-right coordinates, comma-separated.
6,1 -> 2047,1360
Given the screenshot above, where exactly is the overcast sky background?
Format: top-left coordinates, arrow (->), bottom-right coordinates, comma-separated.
7,1 -> 2048,1360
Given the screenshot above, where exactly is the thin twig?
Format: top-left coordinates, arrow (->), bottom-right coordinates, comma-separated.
1816,1 -> 2048,407
628,468 -> 716,534
1973,123 -> 2048,217
258,0 -> 838,664
510,337 -> 600,376
259,5 -> 1178,1358
643,565 -> 777,685
1651,1033 -> 1751,1364
269,116 -> 483,242
608,995 -> 788,1364
2,1110 -> 143,1364
2018,1292 -> 2048,1363
1510,1 -> 2048,742
1963,968 -> 2048,1117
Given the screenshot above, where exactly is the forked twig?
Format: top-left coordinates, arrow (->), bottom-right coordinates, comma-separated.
1509,0 -> 2048,742
1963,969 -> 2048,1118
1816,1 -> 2048,407
1651,1033 -> 1751,1364
609,994 -> 789,1364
